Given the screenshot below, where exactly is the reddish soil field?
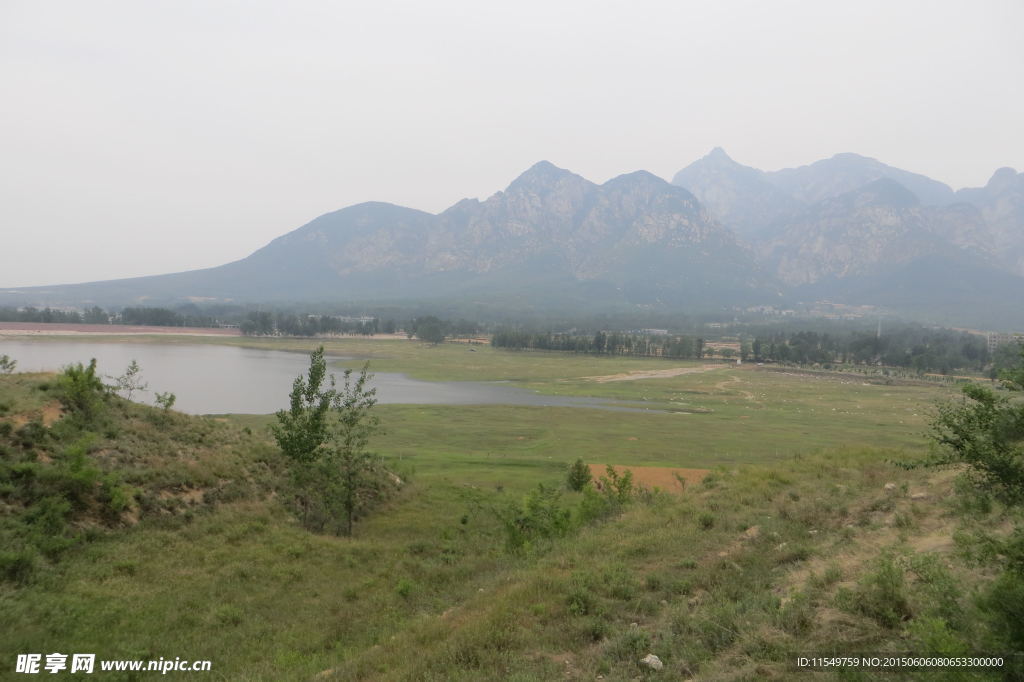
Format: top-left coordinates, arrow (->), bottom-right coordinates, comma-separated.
588,464 -> 710,494
0,322 -> 240,336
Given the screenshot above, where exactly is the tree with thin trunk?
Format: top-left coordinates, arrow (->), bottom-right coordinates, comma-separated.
113,359 -> 148,401
329,364 -> 381,536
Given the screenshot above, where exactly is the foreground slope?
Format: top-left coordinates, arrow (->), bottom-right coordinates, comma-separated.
2,350 -> 1017,680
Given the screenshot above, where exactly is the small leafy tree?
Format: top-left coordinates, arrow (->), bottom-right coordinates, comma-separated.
272,348 -> 388,535
931,379 -> 1024,506
0,354 -> 15,374
411,316 -> 446,345
112,359 -> 148,401
329,364 -> 382,537
271,346 -> 336,465
154,392 -> 176,411
566,458 -> 592,491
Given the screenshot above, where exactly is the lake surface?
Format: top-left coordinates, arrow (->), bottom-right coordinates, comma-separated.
0,340 -> 633,414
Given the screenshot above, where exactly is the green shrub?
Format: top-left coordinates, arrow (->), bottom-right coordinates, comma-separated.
977,569 -> 1024,655
600,564 -> 638,601
907,553 -> 962,626
606,628 -> 650,661
906,617 -> 968,657
56,359 -> 107,420
779,592 -> 814,635
14,420 -> 47,449
498,483 -> 571,554
837,554 -> 912,628
396,578 -> 415,599
0,548 -> 37,584
566,458 -> 592,492
566,585 -> 595,616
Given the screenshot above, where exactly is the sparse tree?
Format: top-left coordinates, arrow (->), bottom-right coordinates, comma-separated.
272,348 -> 388,535
154,392 -> 176,411
0,354 -> 15,374
112,359 -> 148,401
329,364 -> 382,536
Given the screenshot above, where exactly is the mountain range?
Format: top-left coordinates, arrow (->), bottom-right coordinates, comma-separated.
4,151 -> 1023,327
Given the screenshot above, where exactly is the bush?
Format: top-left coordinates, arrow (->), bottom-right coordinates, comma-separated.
566,458 -> 592,491
977,569 -> 1024,655
0,549 -> 37,584
779,592 -> 814,635
498,484 -> 572,554
837,554 -> 912,628
396,578 -> 415,599
606,628 -> 650,661
56,359 -> 108,421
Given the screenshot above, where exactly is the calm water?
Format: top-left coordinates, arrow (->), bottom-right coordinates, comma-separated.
0,340 -> 629,414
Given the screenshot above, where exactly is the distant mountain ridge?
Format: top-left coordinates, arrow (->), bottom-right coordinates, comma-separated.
3,151 -> 1023,327
671,148 -> 801,240
2,162 -> 778,311
671,149 -> 1024,289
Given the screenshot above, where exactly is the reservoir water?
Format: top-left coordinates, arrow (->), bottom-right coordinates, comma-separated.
0,340 -> 629,415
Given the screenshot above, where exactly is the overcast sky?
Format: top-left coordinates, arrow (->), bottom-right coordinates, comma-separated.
2,0 -> 1022,288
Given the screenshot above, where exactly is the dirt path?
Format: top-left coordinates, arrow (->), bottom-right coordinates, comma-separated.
582,364 -> 727,383
714,373 -> 756,401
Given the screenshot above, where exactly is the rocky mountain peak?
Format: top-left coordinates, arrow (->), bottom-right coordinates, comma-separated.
670,149 -> 800,240
704,146 -> 736,164
505,160 -> 588,195
604,169 -> 672,190
987,166 -> 1021,190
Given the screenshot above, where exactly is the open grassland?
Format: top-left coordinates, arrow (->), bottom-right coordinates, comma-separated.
1,343 -> 1015,680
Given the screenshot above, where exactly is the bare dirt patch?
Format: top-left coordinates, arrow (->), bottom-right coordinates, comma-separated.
6,401 -> 63,428
588,464 -> 709,493
582,364 -> 727,383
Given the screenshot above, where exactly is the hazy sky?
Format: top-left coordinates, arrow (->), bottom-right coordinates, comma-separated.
2,0 -> 1022,288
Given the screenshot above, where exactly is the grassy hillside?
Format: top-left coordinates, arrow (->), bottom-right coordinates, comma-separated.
0,353 -> 1018,680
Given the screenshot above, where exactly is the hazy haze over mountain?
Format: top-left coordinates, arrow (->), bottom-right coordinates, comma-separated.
7,148 -> 1024,327
1,1 -> 1022,287
2,162 -> 776,310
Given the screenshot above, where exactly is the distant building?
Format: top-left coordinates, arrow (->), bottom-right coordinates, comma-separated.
988,332 -> 1024,353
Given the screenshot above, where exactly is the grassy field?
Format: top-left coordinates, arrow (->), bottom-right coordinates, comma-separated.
1,339 -> 1016,680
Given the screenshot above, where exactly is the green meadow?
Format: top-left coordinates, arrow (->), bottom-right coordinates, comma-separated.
2,337 -> 1016,680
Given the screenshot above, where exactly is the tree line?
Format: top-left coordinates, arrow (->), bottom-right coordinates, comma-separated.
0,306 -> 216,327
240,312 -> 395,337
748,327 -> 990,373
493,324 -> 997,374
492,330 -> 707,359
